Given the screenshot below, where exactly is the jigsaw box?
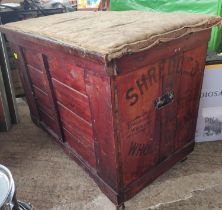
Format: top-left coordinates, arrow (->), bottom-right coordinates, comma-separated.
0,11 -> 220,209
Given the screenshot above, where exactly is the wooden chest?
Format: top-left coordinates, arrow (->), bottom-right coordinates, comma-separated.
1,11 -> 221,209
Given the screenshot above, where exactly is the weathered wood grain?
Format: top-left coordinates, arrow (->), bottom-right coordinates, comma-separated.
85,73 -> 119,191
24,48 -> 42,70
11,45 -> 40,122
2,27 -> 212,208
63,128 -> 96,167
52,78 -> 91,122
116,62 -> 161,186
27,65 -> 46,91
159,54 -> 182,161
175,44 -> 208,150
48,55 -> 87,94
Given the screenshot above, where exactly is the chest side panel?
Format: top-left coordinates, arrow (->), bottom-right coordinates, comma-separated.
175,44 -> 208,149
9,43 -> 39,122
47,52 -> 96,168
10,41 -> 96,168
116,44 -> 207,186
14,46 -> 63,138
116,62 -> 162,185
158,54 -> 183,161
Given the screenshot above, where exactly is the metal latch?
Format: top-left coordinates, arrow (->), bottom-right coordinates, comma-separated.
154,91 -> 174,109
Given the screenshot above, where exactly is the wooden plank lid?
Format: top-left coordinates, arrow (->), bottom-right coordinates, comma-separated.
1,11 -> 221,62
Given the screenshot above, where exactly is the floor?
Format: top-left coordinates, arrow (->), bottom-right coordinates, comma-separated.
0,99 -> 222,210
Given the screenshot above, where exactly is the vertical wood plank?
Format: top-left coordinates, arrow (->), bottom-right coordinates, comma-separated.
176,44 -> 208,149
40,54 -> 64,142
159,54 -> 183,160
85,72 -> 119,191
12,44 -> 40,122
116,62 -> 161,186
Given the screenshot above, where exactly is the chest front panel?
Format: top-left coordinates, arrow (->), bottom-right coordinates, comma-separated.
10,43 -> 96,168
116,45 -> 206,186
116,61 -> 162,185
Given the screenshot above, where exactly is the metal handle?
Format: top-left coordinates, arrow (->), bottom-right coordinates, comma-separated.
154,91 -> 174,109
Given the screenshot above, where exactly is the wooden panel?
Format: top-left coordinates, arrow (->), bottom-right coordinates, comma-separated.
176,45 -> 208,149
115,30 -> 211,75
28,65 -> 46,91
49,52 -> 96,167
24,48 -> 42,70
34,86 -> 55,117
116,62 -> 161,186
85,73 -> 119,191
52,79 -> 91,122
58,103 -> 93,145
9,44 -> 40,121
62,124 -> 94,152
123,141 -> 195,201
38,109 -> 60,136
21,49 -> 63,140
159,55 -> 183,160
4,30 -> 106,75
48,54 -> 86,93
3,28 -> 211,207
40,54 -> 64,141
64,128 -> 96,167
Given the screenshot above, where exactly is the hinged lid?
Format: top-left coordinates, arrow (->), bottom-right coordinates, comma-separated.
0,11 -> 221,62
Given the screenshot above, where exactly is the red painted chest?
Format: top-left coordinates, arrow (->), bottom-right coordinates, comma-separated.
1,11 -> 221,209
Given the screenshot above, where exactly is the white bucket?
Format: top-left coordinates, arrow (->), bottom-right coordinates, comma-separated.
0,165 -> 17,210
0,165 -> 33,210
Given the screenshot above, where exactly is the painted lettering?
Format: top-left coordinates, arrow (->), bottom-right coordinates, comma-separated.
126,66 -> 158,106
136,74 -> 148,95
128,142 -> 151,156
183,57 -> 200,77
125,55 -> 184,106
148,67 -> 157,85
127,112 -> 151,136
170,55 -> 182,75
201,90 -> 222,98
126,88 -> 139,106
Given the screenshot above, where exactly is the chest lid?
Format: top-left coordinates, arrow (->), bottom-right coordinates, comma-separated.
0,11 -> 221,63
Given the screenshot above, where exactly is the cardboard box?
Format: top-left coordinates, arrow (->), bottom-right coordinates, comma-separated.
195,53 -> 222,142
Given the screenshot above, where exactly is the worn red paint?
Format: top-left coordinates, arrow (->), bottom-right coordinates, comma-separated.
1,27 -> 211,209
